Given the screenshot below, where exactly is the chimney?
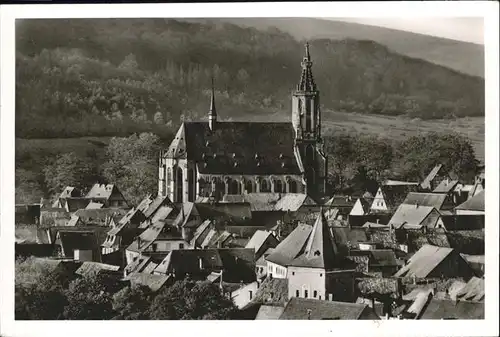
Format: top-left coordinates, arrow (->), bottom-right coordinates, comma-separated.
376,219 -> 379,224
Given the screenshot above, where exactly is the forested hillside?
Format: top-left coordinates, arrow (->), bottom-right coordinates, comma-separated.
16,19 -> 484,138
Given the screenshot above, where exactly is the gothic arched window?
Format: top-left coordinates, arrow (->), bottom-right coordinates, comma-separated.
245,180 -> 253,193
305,100 -> 312,132
166,167 -> 172,196
289,180 -> 298,193
229,179 -> 239,195
175,167 -> 183,202
275,180 -> 283,193
187,168 -> 194,202
260,179 -> 270,192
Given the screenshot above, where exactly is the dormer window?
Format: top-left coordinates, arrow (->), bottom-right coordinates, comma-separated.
232,153 -> 237,158
279,153 -> 284,159
206,141 -> 210,147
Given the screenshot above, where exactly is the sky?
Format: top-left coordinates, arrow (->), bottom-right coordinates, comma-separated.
331,18 -> 484,44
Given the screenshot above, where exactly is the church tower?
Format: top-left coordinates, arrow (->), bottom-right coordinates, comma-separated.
291,42 -> 327,195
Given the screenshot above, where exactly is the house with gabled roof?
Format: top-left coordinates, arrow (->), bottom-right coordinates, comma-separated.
370,185 -> 416,214
388,204 -> 444,230
420,164 -> 457,191
85,183 -> 128,208
245,230 -> 279,260
455,190 -> 484,215
102,207 -> 147,256
394,245 -> 475,281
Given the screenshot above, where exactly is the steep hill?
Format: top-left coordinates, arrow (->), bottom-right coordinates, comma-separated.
216,18 -> 484,77
16,19 -> 484,138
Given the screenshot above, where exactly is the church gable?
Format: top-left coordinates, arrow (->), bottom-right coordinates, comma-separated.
165,124 -> 188,159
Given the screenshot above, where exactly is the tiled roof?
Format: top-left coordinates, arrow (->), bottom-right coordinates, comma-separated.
64,198 -> 91,212
57,230 -> 99,254
85,202 -> 104,210
388,204 -> 436,228
165,122 -> 302,175
349,249 -> 398,267
245,230 -> 275,252
195,202 -> 252,224
379,186 -> 418,211
239,193 -> 281,212
190,220 -> 213,248
433,180 -> 459,194
127,221 -> 171,252
255,305 -> 285,320
149,205 -> 174,224
58,186 -> 80,199
125,256 -> 152,274
330,227 -> 368,250
454,276 -> 484,302
125,272 -> 171,292
251,277 -> 288,305
357,277 -> 398,296
266,224 -> 312,266
72,208 -> 127,226
403,192 -> 447,209
456,190 -> 484,211
419,299 -> 484,319
279,298 -> 375,320
85,183 -> 117,200
75,262 -> 120,277
383,180 -> 419,186
324,195 -> 356,208
274,193 -> 316,212
420,164 -> 443,190
143,195 -> 172,218
394,244 -> 454,278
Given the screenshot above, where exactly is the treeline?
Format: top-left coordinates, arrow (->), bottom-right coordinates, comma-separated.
15,131 -> 478,205
325,131 -> 478,195
15,19 -> 484,138
15,257 -> 238,320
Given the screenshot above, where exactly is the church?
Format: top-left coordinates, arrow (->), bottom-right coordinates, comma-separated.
158,43 -> 328,203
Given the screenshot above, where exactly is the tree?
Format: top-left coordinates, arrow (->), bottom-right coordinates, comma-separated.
43,152 -> 98,196
15,257 -> 71,320
149,280 -> 237,320
112,285 -> 153,320
63,273 -> 123,320
102,133 -> 161,204
394,132 -> 478,182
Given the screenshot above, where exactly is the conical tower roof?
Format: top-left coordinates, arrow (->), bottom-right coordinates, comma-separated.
289,209 -> 340,269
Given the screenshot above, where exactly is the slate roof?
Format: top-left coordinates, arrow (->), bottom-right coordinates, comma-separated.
456,190 -> 484,211
388,204 -> 437,228
433,180 -> 459,194
419,299 -> 484,319
279,298 -> 376,320
394,245 -> 454,278
403,193 -> 447,210
288,211 -> 343,269
255,305 -> 285,320
165,122 -> 302,175
125,272 -> 171,292
75,262 -> 120,277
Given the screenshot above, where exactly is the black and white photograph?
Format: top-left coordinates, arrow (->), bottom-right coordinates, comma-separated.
0,2 -> 499,336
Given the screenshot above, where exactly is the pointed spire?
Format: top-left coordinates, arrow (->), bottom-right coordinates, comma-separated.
209,76 -> 217,130
301,208 -> 339,269
298,41 -> 316,92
